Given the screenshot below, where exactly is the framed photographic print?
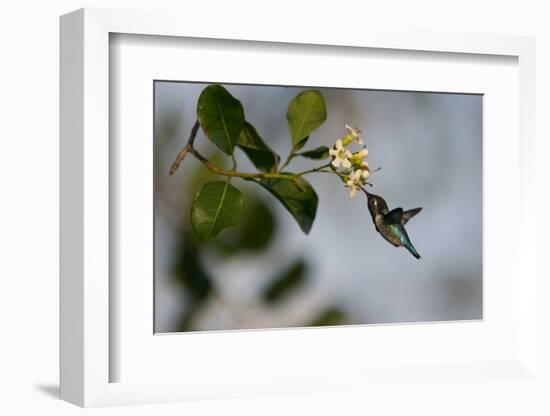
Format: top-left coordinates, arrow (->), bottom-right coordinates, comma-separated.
60,8 -> 539,408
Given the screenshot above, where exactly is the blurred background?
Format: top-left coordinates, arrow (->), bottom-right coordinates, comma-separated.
154,81 -> 482,333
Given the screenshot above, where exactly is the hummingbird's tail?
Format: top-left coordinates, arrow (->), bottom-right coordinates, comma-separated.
404,241 -> 421,259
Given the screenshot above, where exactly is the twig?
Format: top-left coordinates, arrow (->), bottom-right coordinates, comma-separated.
187,147 -> 333,182
169,120 -> 200,175
295,163 -> 331,177
187,148 -> 287,180
278,152 -> 295,172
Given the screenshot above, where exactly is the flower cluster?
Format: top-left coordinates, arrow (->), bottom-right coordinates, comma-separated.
329,125 -> 370,198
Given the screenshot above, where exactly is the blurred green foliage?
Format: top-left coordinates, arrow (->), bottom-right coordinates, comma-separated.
211,195 -> 276,255
171,230 -> 213,331
160,84 -> 351,332
309,307 -> 347,327
262,259 -> 308,304
168,186 -> 350,331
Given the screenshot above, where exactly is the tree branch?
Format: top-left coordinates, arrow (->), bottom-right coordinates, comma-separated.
169,120 -> 338,184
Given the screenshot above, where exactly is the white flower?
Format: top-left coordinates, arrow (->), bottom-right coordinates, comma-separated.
329,139 -> 352,169
344,124 -> 364,145
345,169 -> 367,198
331,125 -> 372,197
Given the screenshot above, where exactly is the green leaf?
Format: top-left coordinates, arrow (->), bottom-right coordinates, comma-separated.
262,259 -> 308,304
237,121 -> 280,172
298,146 -> 330,160
286,90 -> 327,150
259,176 -> 318,234
191,181 -> 244,240
197,84 -> 245,155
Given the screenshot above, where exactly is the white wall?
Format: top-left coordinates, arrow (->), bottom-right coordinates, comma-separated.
1,1 -> 548,415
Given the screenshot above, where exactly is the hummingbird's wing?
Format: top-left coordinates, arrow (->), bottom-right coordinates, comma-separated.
401,207 -> 422,225
384,208 -> 404,224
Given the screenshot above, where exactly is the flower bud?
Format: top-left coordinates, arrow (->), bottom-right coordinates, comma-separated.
341,133 -> 354,146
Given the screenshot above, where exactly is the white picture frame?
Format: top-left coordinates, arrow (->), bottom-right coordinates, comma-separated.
60,8 -> 538,408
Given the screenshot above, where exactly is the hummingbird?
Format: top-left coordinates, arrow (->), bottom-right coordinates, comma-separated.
362,188 -> 422,259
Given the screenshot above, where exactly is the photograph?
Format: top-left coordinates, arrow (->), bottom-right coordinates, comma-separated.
154,81 -> 483,333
